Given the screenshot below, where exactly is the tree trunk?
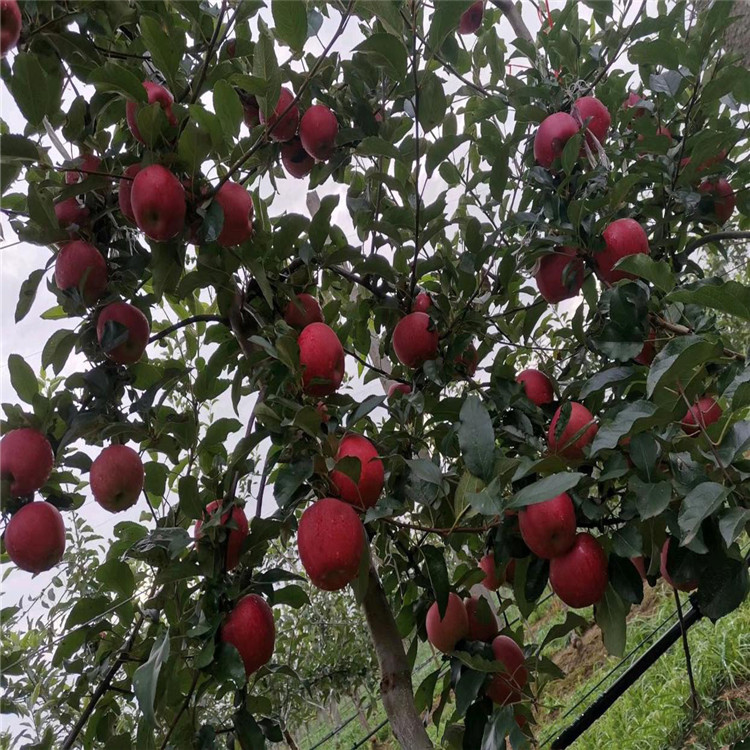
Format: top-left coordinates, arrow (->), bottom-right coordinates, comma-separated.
361,565 -> 433,750
283,728 -> 299,750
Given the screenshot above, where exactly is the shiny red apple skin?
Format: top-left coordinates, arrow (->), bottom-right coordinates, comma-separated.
680,396 -> 722,436
549,532 -> 609,608
299,104 -> 339,161
330,434 -> 384,510
131,164 -> 186,242
534,112 -> 579,169
596,218 -> 649,285
387,382 -> 412,399
90,444 -> 144,513
215,181 -> 254,247
281,138 -> 315,179
65,154 -> 102,185
243,96 -> 260,128
54,241 -> 108,305
698,178 -> 735,224
412,292 -> 432,312
96,301 -> 150,365
519,492 -> 577,559
194,501 -> 249,571
298,322 -> 345,396
572,96 -> 611,149
126,81 -> 177,144
118,164 -> 141,223
487,635 -> 528,705
660,538 -> 698,591
547,402 -> 598,459
458,0 -> 484,34
0,428 -> 54,496
634,330 -> 656,366
260,87 -> 299,142
5,502 -> 66,573
479,552 -> 503,590
534,246 -> 584,303
516,369 -> 554,406
0,0 -> 22,57
284,293 -> 323,329
426,592 -> 469,653
465,596 -> 498,642
392,312 -> 439,368
55,197 -> 90,231
220,594 -> 275,676
623,91 -> 646,118
298,497 -> 365,591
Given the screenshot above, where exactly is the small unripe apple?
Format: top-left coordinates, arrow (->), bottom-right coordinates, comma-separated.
534,112 -> 579,169
547,402 -> 598,459
284,293 -> 323,329
516,369 -> 554,406
281,138 -> 315,179
572,96 -> 611,149
534,246 -> 584,303
596,218 -> 649,285
412,292 -> 432,313
126,81 -> 177,144
479,552 -> 503,590
0,0 -> 22,58
220,594 -> 275,676
465,596 -> 497,642
486,635 -> 528,705
549,532 -> 608,608
519,492 -> 577,559
297,497 -> 365,590
96,301 -> 150,365
458,1 -> 484,34
680,396 -> 722,436
392,312 -> 439,368
54,241 -> 108,305
118,164 -> 141,223
243,95 -> 260,128
65,153 -> 102,185
131,164 -> 186,241
298,322 -> 345,396
215,181 -> 254,246
299,104 -> 339,162
698,178 -> 735,224
194,500 -> 249,571
0,428 -> 54,496
90,445 -> 144,513
5,502 -> 66,573
387,382 -> 412,399
425,592 -> 469,653
634,330 -> 656,366
454,343 -> 478,377
680,148 -> 728,177
660,538 -> 698,591
330,434 -> 384,510
260,87 -> 299,142
55,197 -> 89,231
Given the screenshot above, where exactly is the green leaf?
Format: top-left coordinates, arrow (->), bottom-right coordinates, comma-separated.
455,668 -> 487,717
41,329 -> 77,376
358,0 -> 405,37
414,668 -> 442,713
670,280 -> 750,322
8,354 -> 38,404
458,396 -> 495,482
678,482 -> 730,545
253,28 -> 282,119
133,628 -> 170,726
211,641 -> 247,688
0,134 -> 40,165
609,555 -> 643,605
407,458 -> 442,485
594,585 -> 628,657
579,366 -> 636,399
615,255 -> 675,292
213,79 -> 243,138
9,53 -> 62,127
429,0 -> 474,52
697,553 -> 749,620
561,132 -> 582,174
422,545 -> 450,617
140,16 -> 185,90
95,559 -> 135,598
718,508 -> 750,547
272,0 -> 307,53
178,475 -> 203,520
347,394 -> 386,427
356,136 -> 400,159
233,707 -> 266,750
630,477 -> 672,519
508,472 -> 584,509
590,400 -> 661,454
541,611 -> 587,649
646,335 -> 723,397
426,135 -> 469,177
309,194 -> 339,252
419,72 -> 447,132
274,458 -> 313,508
15,268 -> 45,323
354,33 -> 408,81
89,62 -> 149,102
273,584 -> 309,608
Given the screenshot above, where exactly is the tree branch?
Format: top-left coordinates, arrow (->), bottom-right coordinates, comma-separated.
344,347 -> 410,384
148,314 -> 228,344
651,314 -> 744,361
159,671 -> 200,750
490,0 -> 534,45
685,230 -> 750,255
328,264 -> 389,298
185,0 -> 229,105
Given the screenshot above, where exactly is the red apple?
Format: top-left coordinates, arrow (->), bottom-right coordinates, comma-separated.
299,104 -> 339,162
681,149 -> 728,177
698,178 -> 735,224
126,81 -> 177,144
260,86 -> 299,142
660,538 -> 698,591
96,301 -> 150,365
0,428 -> 54,496
4,502 -> 65,573
426,592 -> 469,653
220,594 -> 275,676
298,322 -> 345,396
596,218 -> 649,285
316,401 -> 330,423
572,96 -> 611,149
243,96 -> 260,128
387,382 -> 412,399
284,293 -> 323,329
226,39 -> 236,59
330,434 -> 384,510
214,181 -> 253,246
549,532 -> 608,608
487,635 -> 528,705
118,164 -> 141,223
65,153 -> 102,185
534,112 -> 579,169
194,500 -> 249,571
281,138 -> 315,179
516,369 -> 554,406
454,343 -> 478,377
465,596 -> 498,642
623,91 -> 646,118
547,402 -> 598,459
54,241 -> 108,305
636,126 -> 673,153
634,330 -> 656,366
631,556 -> 647,580
681,396 -> 722,436
519,492 -> 577,559
534,246 -> 584,303
131,164 -> 186,241
1,0 -> 21,57
90,444 -> 144,513
458,1 -> 484,34
392,312 -> 439,368
55,197 -> 89,231
479,552 -> 504,590
412,292 -> 432,312
297,497 -> 365,591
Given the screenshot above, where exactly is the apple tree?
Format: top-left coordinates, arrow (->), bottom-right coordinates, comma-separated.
1,0 -> 750,748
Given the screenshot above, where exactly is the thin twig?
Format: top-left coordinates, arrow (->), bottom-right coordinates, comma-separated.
685,230 -> 750,255
148,314 -> 229,344
344,347 -> 409,384
185,0 -> 229,105
673,589 -> 700,714
652,315 -> 744,361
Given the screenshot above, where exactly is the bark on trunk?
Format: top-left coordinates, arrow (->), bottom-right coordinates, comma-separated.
283,728 -> 299,750
361,565 -> 433,750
